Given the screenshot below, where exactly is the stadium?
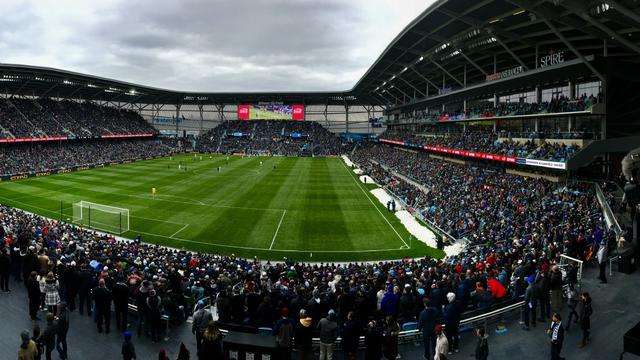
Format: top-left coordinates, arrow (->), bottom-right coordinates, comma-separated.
1,0 -> 640,359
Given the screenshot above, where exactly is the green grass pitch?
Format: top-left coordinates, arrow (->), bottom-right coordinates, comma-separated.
249,107 -> 291,120
0,155 -> 444,261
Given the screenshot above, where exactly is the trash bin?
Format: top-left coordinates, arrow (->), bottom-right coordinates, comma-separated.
618,247 -> 637,274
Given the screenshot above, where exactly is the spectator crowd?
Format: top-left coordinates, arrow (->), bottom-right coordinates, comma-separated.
381,128 -> 581,162
197,120 -> 346,156
0,98 -> 156,139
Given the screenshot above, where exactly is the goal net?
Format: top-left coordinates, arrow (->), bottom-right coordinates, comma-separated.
72,201 -> 130,235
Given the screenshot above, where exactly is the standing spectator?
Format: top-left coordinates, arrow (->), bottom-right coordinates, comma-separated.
158,349 -> 170,360
317,309 -> 339,360
549,266 -> 563,314
191,300 -> 212,352
18,330 -> 39,360
522,276 -> 538,330
547,313 -> 565,360
0,248 -> 11,292
32,325 -> 44,360
27,271 -> 41,321
112,275 -> 130,331
578,292 -> 593,348
176,343 -> 190,360
294,309 -> 313,360
93,278 -> 112,334
121,331 -> 136,360
474,327 -> 489,360
198,321 -> 222,360
382,316 -> 400,360
434,324 -> 449,360
77,263 -> 94,316
272,308 -> 293,360
147,289 -> 162,343
597,243 -> 608,284
536,270 -> 551,322
341,311 -> 361,360
43,313 -> 57,360
418,299 -> 437,359
44,272 -> 60,316
62,262 -> 78,312
364,320 -> 383,360
444,292 -> 460,354
56,302 -> 69,360
565,284 -> 579,331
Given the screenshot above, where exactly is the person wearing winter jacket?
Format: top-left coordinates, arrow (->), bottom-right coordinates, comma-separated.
272,308 -> 293,360
444,292 -> 461,354
474,327 -> 489,360
294,309 -> 313,360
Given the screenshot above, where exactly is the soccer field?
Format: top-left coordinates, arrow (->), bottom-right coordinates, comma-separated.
0,155 -> 443,261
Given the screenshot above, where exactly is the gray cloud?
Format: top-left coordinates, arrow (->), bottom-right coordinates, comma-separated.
1,0 -> 433,92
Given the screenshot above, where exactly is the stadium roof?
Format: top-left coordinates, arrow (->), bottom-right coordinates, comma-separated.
1,0 -> 639,108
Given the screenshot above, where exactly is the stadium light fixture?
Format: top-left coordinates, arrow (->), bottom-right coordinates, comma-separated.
390,75 -> 395,80
418,56 -> 424,62
87,83 -> 98,88
63,80 -> 71,85
382,81 -> 386,86
512,9 -> 525,15
402,67 -> 408,72
489,18 -> 501,24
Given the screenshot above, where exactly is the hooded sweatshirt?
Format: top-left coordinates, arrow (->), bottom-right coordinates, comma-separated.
294,317 -> 313,347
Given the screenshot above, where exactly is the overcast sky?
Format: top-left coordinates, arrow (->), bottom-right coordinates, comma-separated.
0,0 -> 436,92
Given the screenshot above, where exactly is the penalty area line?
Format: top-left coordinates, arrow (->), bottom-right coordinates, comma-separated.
269,210 -> 286,250
170,224 -> 189,238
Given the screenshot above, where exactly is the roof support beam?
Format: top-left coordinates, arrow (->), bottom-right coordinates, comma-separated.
39,83 -> 59,98
492,35 -> 529,70
429,59 -> 464,87
459,51 -> 489,76
381,90 -> 399,104
541,18 -> 605,82
580,14 -> 640,56
388,86 -> 411,101
410,68 -> 439,90
397,76 -> 425,98
372,92 -> 392,105
606,0 -> 640,26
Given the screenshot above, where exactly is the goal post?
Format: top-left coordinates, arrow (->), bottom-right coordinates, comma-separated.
72,201 -> 130,235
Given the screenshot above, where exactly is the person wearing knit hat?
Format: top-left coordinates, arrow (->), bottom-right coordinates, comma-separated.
18,330 -> 38,360
192,299 -> 212,354
434,324 -> 449,360
318,309 -> 338,360
522,273 -> 539,330
272,307 -> 293,359
121,331 -> 136,360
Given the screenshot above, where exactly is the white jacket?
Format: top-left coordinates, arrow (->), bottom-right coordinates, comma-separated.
434,333 -> 449,360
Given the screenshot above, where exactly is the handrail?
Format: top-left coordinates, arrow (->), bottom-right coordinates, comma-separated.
593,182 -> 624,236
214,297 -> 525,347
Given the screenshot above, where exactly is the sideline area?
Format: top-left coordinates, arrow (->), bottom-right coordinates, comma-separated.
344,155 -> 464,257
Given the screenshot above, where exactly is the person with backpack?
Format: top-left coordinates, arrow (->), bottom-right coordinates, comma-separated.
272,307 -> 293,360
565,284 -> 579,331
191,300 -> 213,352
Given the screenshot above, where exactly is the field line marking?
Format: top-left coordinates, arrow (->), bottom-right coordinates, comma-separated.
269,210 -> 286,250
129,229 -> 401,253
339,159 -> 409,248
170,224 -> 189,238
